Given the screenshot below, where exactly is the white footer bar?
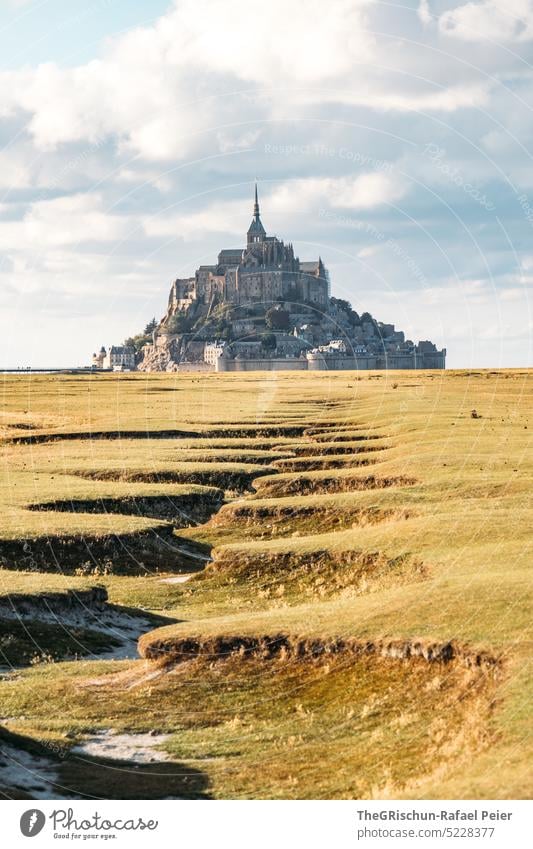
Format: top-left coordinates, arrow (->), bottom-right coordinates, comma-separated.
4,799 -> 531,849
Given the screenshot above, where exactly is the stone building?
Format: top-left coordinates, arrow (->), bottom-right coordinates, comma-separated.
204,340 -> 226,365
166,184 -> 330,316
103,346 -> 135,370
92,346 -> 107,368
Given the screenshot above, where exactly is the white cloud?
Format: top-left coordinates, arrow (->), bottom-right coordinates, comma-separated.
116,167 -> 173,193
268,173 -> 408,214
0,147 -> 33,188
418,0 -> 433,26
144,173 -> 409,244
0,0 -> 371,156
0,0 -> 494,162
332,172 -> 408,208
439,0 -> 533,43
0,194 -> 134,251
216,130 -> 261,154
169,0 -> 375,84
144,199 -> 245,241
357,245 -> 381,258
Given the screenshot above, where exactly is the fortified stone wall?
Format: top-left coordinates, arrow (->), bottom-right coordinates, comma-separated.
176,362 -> 215,373
216,358 -> 308,372
308,352 -> 446,370
307,354 -> 377,370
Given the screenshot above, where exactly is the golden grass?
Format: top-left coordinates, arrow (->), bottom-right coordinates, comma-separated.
0,368 -> 531,799
1,653 -> 497,800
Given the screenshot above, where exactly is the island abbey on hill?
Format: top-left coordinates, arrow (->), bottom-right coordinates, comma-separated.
92,185 -> 446,372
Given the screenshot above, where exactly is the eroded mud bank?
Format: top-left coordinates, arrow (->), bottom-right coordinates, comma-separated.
28,490 -> 225,527
253,474 -> 417,497
7,424 -> 308,445
74,468 -> 271,492
139,631 -> 500,670
0,526 -> 206,575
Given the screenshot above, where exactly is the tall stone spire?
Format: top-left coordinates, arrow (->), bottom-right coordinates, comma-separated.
247,181 -> 266,245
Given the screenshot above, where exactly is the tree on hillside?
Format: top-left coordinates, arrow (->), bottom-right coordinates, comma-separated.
123,332 -> 151,352
165,314 -> 191,335
261,332 -> 277,351
330,297 -> 360,326
266,306 -> 290,331
144,318 -> 158,334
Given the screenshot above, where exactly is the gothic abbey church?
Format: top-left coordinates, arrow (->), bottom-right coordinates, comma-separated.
167,184 -> 330,316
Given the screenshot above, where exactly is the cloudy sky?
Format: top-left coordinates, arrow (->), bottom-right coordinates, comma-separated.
0,0 -> 532,367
